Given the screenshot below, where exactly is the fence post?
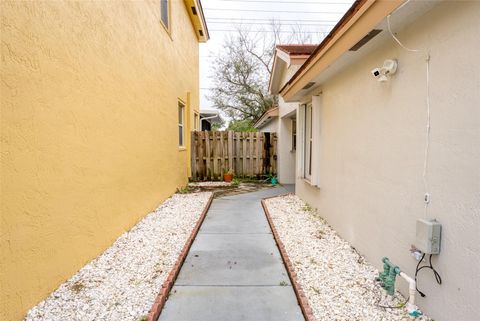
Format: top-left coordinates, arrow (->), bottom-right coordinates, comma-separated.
228,131 -> 233,173
235,132 -> 241,176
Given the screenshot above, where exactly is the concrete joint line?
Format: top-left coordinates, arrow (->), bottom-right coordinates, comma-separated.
261,195 -> 316,321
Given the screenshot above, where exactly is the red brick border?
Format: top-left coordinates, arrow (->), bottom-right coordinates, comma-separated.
261,195 -> 316,321
147,193 -> 214,321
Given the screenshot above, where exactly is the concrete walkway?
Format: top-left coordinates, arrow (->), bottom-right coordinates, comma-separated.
158,186 -> 304,321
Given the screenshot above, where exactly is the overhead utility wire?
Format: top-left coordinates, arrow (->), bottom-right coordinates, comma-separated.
207,21 -> 335,26
206,16 -> 338,23
206,17 -> 339,22
218,0 -> 352,4
208,29 -> 329,34
204,8 -> 346,14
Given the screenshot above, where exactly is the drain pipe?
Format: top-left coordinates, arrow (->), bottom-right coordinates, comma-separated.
399,271 -> 421,317
200,115 -> 219,131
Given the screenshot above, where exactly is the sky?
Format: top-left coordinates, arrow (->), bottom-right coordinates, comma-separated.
199,0 -> 355,111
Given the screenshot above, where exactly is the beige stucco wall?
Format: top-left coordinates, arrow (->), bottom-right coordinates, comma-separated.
0,1 -> 200,320
280,63 -> 301,90
276,64 -> 301,184
258,113 -> 297,183
277,96 -> 297,184
296,2 -> 480,320
258,118 -> 278,133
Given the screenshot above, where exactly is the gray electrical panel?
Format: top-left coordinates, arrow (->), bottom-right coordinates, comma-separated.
415,218 -> 442,254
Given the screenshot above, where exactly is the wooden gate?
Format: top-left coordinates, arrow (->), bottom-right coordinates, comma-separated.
191,131 -> 277,181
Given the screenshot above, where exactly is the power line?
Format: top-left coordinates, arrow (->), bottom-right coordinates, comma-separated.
217,0 -> 352,4
204,8 -> 347,14
206,17 -> 339,23
208,29 -> 329,34
207,21 -> 335,26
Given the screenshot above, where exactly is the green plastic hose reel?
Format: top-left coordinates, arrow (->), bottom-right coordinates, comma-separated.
376,257 -> 401,295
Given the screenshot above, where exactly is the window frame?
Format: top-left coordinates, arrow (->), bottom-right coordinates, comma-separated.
303,103 -> 313,181
291,119 -> 297,152
178,100 -> 185,148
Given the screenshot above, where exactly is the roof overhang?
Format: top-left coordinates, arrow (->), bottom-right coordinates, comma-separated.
280,0 -> 404,101
200,109 -> 222,123
269,54 -> 288,95
254,107 -> 279,129
184,0 -> 209,42
269,48 -> 312,95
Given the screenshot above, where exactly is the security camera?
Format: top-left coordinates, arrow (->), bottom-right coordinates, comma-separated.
382,59 -> 398,75
371,59 -> 398,82
371,68 -> 382,79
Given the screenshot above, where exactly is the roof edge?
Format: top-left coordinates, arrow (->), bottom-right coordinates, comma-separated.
280,0 -> 405,100
184,0 -> 210,42
253,107 -> 279,129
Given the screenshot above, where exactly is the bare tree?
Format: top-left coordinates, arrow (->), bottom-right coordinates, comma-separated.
208,22 -> 317,123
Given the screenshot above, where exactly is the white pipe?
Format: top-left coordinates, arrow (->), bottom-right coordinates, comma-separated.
200,115 -> 219,130
399,272 -> 421,316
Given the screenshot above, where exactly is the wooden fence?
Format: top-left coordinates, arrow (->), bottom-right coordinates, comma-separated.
191,131 -> 277,181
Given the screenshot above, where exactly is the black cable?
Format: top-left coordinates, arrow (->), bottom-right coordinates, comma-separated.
414,253 -> 442,297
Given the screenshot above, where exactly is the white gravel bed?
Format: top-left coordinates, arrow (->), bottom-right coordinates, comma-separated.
188,181 -> 232,187
25,192 -> 212,321
265,194 -> 431,321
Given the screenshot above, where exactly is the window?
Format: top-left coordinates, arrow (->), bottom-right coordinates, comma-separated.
291,119 -> 297,151
194,112 -> 199,131
298,97 -> 321,186
160,0 -> 169,30
178,101 -> 185,147
303,103 -> 313,180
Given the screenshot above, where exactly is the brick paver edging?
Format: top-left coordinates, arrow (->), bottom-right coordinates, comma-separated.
147,193 -> 214,321
261,195 -> 316,321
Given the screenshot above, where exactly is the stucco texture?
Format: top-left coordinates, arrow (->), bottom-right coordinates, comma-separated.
1,1 -> 199,320
296,2 -> 480,320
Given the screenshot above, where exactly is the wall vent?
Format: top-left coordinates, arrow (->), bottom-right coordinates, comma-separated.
191,6 -> 197,15
302,82 -> 315,90
349,29 -> 382,51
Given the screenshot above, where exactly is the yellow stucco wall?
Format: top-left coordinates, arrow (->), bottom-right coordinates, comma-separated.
0,1 -> 200,320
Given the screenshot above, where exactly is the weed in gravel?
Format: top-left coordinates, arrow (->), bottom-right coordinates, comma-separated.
138,315 -> 148,321
154,262 -> 163,273
302,204 -> 313,212
70,281 -> 85,294
231,178 -> 240,185
311,287 -> 321,294
315,230 -> 325,239
130,278 -> 142,285
176,186 -> 190,194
